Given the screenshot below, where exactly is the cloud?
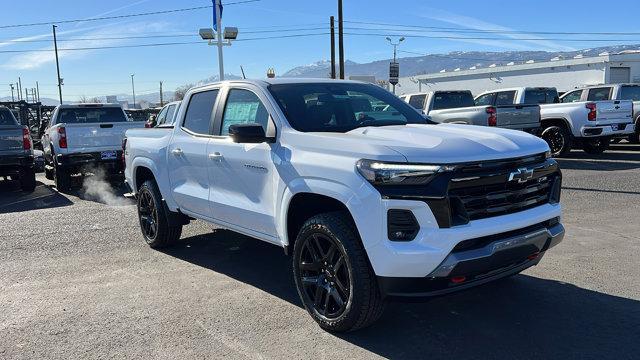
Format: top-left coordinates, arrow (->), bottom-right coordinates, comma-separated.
73,0 -> 151,27
419,8 -> 576,52
2,21 -> 170,70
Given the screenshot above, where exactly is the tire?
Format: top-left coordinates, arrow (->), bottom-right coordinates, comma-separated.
292,211 -> 386,332
540,125 -> 572,157
19,167 -> 36,192
54,165 -> 71,192
583,137 -> 610,154
137,180 -> 182,248
44,165 -> 54,180
629,120 -> 640,143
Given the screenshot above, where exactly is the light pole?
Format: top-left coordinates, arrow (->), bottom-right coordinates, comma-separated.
386,37 -> 404,94
199,1 -> 238,81
130,74 -> 136,109
53,25 -> 63,105
10,84 -> 14,101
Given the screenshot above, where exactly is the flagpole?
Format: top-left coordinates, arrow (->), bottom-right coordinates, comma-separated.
215,0 -> 225,81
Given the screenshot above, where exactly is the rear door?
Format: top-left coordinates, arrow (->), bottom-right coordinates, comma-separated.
168,89 -> 219,217
57,106 -> 139,151
475,92 -> 495,106
0,108 -> 23,156
494,90 -> 540,129
207,86 -> 279,239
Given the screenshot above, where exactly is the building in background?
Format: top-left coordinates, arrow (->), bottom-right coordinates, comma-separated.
397,51 -> 640,96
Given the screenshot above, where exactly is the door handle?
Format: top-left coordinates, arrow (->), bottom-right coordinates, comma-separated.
171,148 -> 183,156
208,152 -> 223,161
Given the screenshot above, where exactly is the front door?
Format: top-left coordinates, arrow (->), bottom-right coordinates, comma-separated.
168,89 -> 219,217
208,87 -> 278,238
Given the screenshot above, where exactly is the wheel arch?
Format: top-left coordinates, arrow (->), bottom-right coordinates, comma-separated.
541,117 -> 572,133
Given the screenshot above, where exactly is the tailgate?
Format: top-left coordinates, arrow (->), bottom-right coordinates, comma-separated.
0,127 -> 24,155
595,100 -> 633,124
64,122 -> 144,150
496,105 -> 540,129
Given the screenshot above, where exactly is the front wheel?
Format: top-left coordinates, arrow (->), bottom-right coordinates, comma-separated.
541,125 -> 572,157
137,180 -> 182,248
583,137 -> 610,154
293,212 -> 386,332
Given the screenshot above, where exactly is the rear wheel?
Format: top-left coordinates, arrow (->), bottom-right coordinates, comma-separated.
293,212 -> 386,332
629,120 -> 640,143
54,164 -> 71,192
137,180 -> 182,248
583,137 -> 610,154
19,167 -> 36,192
541,125 -> 572,157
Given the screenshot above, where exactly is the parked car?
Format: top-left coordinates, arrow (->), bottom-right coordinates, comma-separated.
401,90 -> 541,132
475,87 -> 634,156
41,103 -> 145,192
569,84 -> 640,143
145,101 -> 181,128
124,79 -> 564,332
0,106 -> 36,191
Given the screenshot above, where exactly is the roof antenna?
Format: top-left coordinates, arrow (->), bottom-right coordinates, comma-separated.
240,65 -> 246,79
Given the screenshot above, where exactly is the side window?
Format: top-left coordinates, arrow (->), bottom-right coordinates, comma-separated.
155,106 -> 168,125
587,87 -> 612,101
164,105 -> 177,125
561,90 -> 582,103
408,95 -> 426,109
220,89 -> 269,136
183,90 -> 219,134
495,91 -> 516,106
475,93 -> 495,106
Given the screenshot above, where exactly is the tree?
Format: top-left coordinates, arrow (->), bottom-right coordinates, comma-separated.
173,84 -> 194,101
78,95 -> 102,103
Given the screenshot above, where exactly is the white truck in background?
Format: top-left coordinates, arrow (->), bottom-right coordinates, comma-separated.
41,103 -> 145,192
401,90 -> 541,132
474,87 -> 634,156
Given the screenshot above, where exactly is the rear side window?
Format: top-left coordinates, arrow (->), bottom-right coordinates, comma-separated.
220,89 -> 269,136
155,106 -> 168,125
408,95 -> 426,109
0,108 -> 17,126
475,93 -> 495,106
432,92 -> 476,110
183,90 -> 219,134
523,89 -> 559,104
495,91 -> 516,106
561,90 -> 582,103
587,87 -> 612,101
619,86 -> 640,101
165,105 -> 177,124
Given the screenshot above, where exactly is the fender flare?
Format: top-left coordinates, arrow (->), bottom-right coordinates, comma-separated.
541,116 -> 574,135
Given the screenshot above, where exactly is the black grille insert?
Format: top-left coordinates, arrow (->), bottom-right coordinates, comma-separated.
387,209 -> 419,241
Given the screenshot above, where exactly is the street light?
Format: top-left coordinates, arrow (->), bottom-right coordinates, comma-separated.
199,0 -> 239,82
386,37 -> 405,94
386,36 -> 405,63
130,74 -> 136,109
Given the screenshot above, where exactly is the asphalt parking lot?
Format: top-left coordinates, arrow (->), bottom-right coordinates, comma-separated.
1,144 -> 639,360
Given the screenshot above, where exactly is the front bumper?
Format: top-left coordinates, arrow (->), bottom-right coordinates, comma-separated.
581,123 -> 635,137
378,221 -> 564,298
55,151 -> 123,173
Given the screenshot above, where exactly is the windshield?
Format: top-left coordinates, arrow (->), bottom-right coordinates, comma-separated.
620,86 -> 640,101
58,107 -> 128,124
0,108 -> 17,126
268,83 -> 426,133
432,91 -> 476,110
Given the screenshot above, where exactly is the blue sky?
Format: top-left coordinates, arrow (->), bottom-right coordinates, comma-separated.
2,0 -> 640,102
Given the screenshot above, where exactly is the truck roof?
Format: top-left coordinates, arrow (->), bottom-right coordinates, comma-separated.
189,78 -> 367,92
57,103 -> 124,109
401,90 -> 472,97
475,87 -> 558,97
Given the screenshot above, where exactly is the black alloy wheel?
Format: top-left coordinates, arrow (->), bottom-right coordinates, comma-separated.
138,187 -> 159,243
297,232 -> 351,320
541,125 -> 571,157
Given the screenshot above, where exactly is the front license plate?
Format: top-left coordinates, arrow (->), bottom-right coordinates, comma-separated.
101,151 -> 117,160
611,124 -> 619,131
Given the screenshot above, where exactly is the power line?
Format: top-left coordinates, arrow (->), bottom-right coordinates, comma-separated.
344,20 -> 640,36
0,0 -> 260,29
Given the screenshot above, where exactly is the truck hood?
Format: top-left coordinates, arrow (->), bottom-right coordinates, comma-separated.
346,124 -> 549,163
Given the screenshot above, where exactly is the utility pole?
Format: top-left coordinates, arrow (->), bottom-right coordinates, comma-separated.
10,84 -> 15,101
53,25 -> 63,105
330,16 -> 336,79
18,77 -> 22,101
337,0 -> 345,79
36,82 -> 40,102
159,81 -> 164,106
25,88 -> 29,102
215,0 -> 224,81
130,74 -> 136,108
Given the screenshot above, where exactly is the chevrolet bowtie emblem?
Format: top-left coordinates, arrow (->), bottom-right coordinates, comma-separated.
508,167 -> 534,183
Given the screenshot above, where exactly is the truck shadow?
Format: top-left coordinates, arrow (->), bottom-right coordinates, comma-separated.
556,148 -> 640,171
0,179 -> 73,213
165,230 -> 640,359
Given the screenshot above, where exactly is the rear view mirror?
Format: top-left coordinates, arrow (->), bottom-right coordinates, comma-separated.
229,123 -> 269,143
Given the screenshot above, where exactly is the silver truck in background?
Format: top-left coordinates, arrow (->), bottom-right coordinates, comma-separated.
0,106 -> 36,191
566,84 -> 640,143
475,87 -> 634,156
401,90 -> 541,132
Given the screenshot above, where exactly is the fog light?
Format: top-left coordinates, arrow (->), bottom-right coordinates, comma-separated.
387,209 -> 419,241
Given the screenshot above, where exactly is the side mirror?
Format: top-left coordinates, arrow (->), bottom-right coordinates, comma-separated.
229,123 -> 269,143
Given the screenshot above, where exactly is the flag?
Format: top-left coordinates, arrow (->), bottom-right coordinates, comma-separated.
213,0 -> 223,31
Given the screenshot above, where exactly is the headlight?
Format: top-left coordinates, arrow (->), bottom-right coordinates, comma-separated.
356,159 -> 454,186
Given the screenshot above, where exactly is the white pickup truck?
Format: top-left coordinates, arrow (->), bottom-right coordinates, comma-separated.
401,90 -> 541,132
475,87 -> 634,156
124,79 -> 564,332
42,103 -> 144,191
